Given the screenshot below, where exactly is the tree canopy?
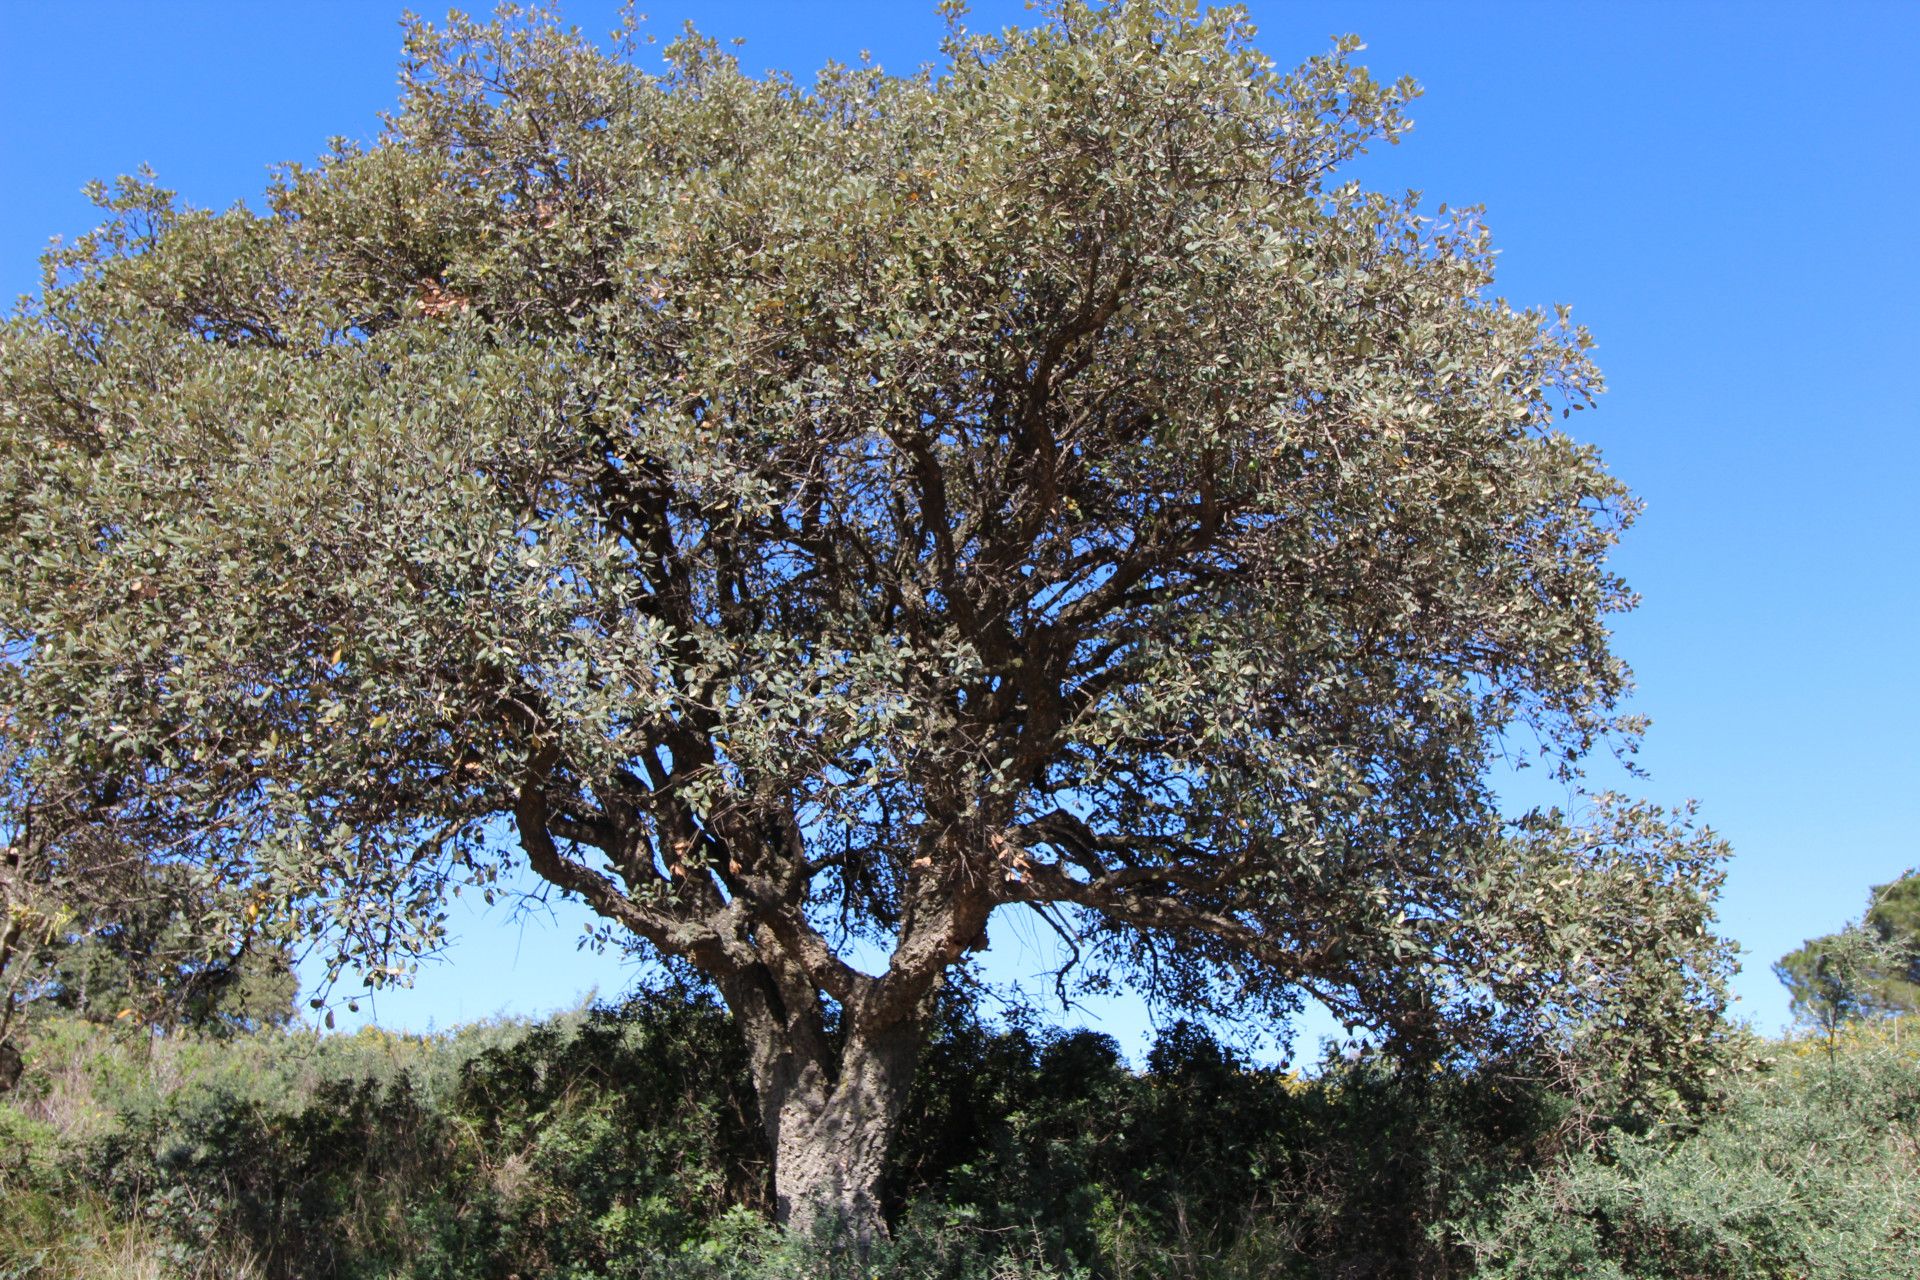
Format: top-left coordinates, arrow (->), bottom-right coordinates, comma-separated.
1775,872 -> 1920,1039
0,1 -> 1732,1232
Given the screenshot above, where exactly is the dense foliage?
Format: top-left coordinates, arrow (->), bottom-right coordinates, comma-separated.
2,989 -> 1913,1280
1463,1026 -> 1920,1279
0,743 -> 297,1092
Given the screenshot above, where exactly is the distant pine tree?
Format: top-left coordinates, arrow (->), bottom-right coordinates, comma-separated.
1775,872 -> 1919,1047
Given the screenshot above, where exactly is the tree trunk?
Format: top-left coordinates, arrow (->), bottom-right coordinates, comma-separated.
718,967 -> 924,1242
766,1021 -> 922,1241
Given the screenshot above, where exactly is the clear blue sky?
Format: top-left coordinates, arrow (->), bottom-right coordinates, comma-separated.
4,1 -> 1916,1052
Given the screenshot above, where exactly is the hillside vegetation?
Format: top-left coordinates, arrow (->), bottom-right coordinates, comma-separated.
3,991 -> 1914,1280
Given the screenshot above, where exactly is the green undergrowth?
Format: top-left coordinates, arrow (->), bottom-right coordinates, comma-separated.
3,996 -> 1914,1279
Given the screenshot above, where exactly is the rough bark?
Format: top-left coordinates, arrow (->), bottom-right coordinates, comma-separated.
771,1022 -> 923,1239
0,837 -> 30,1095
718,966 -> 927,1240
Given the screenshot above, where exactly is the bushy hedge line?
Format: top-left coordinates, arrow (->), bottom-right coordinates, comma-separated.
2,993 -> 1915,1279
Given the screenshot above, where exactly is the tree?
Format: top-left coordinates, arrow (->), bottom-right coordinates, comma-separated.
1862,872 -> 1920,1010
0,2 -> 1734,1236
8,856 -> 298,1036
1,730 -> 295,1092
1776,872 -> 1920,1046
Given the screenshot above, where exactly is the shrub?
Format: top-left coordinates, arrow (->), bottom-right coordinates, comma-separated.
16,992 -> 1905,1279
1464,1023 -> 1920,1279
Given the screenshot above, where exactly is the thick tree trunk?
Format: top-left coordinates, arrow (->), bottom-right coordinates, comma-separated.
511,790 -> 985,1246
0,1038 -> 21,1095
765,1022 -> 922,1240
717,965 -> 926,1242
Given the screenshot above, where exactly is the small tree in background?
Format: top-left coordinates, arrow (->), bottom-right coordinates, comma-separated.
1776,872 -> 1920,1050
0,2 -> 1735,1236
1,733 -> 296,1092
11,856 -> 298,1036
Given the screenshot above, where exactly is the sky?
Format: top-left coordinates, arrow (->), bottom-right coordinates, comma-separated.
3,1 -> 1916,1054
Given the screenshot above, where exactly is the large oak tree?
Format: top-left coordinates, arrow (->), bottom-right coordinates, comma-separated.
0,2 -> 1731,1235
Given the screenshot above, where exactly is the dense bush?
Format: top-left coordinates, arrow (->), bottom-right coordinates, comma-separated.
885,1009 -> 1569,1276
1464,1023 -> 1920,1280
4,990 -> 771,1280
3,992 -> 1914,1279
